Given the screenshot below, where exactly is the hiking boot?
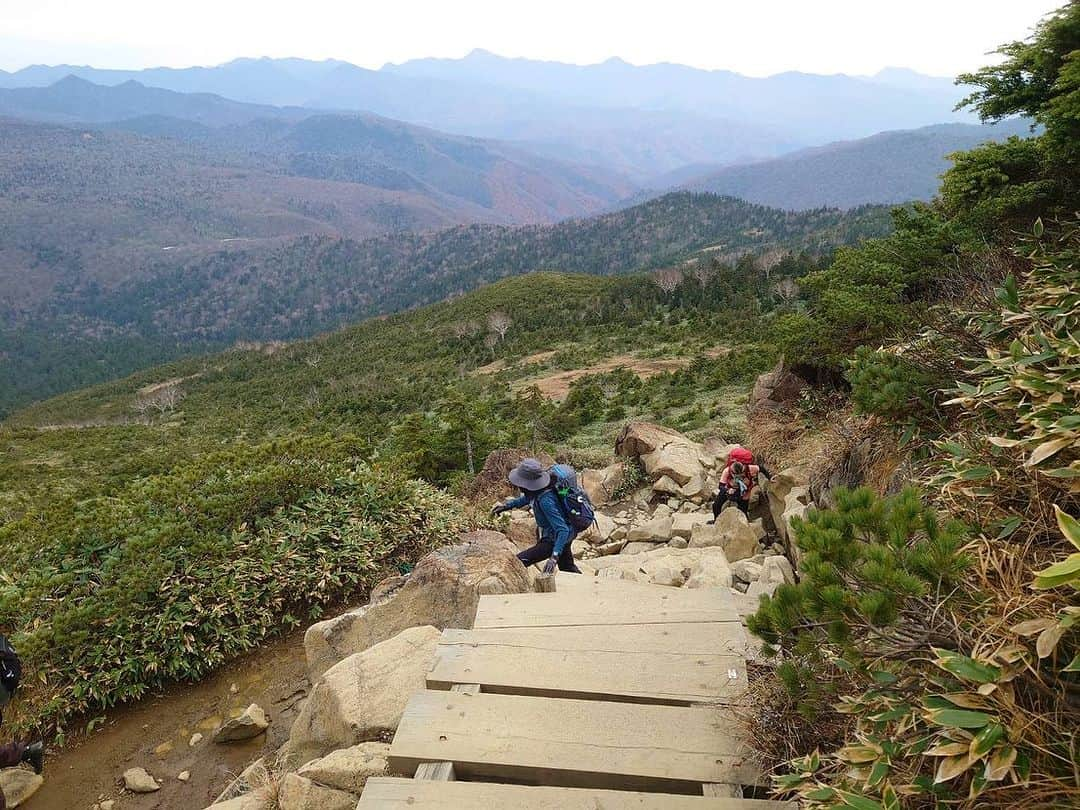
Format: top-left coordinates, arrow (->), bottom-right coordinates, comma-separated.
21,740 -> 43,774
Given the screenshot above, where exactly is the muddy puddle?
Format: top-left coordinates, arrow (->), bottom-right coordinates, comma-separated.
27,631 -> 309,810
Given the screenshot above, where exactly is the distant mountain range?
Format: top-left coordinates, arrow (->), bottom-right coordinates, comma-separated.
675,120 -> 1033,210
0,53 -> 977,179
0,82 -> 639,315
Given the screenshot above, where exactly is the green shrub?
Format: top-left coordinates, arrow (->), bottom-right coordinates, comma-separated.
846,346 -> 938,421
0,440 -> 464,737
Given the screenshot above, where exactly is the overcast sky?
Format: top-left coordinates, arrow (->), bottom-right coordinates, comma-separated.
0,0 -> 1062,77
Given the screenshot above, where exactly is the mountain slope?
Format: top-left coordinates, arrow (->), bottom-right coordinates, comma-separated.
0,193 -> 892,415
0,101 -> 637,308
680,120 -> 1033,209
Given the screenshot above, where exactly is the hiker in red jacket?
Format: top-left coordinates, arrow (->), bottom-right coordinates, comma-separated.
710,448 -> 771,520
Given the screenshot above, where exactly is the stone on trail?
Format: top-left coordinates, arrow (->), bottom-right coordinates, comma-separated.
304,532 -> 529,679
688,508 -> 764,561
189,732 -> 204,747
122,767 -> 160,793
731,559 -> 764,583
668,535 -> 689,549
595,538 -> 627,556
178,770 -> 191,782
277,773 -> 356,810
0,768 -> 43,806
213,703 -> 269,743
649,566 -> 686,587
296,741 -> 390,794
577,512 -> 616,544
626,514 -> 673,543
671,512 -> 711,539
684,548 -> 733,589
620,541 -> 657,556
579,462 -> 626,506
651,475 -> 682,496
285,625 -> 440,765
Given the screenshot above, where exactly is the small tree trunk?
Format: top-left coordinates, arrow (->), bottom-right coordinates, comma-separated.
465,428 -> 475,475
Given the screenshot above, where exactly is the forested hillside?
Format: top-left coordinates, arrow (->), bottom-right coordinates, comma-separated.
0,192 -> 891,415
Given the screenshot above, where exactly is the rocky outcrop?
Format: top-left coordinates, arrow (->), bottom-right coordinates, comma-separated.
295,742 -> 389,794
286,626 -> 440,765
304,532 -> 529,679
277,773 -> 356,810
213,704 -> 269,743
614,422 -> 687,457
580,462 -> 626,506
581,545 -> 732,588
0,769 -> 43,807
688,508 -> 764,561
616,421 -> 711,491
747,555 -> 796,599
766,467 -> 809,546
626,514 -> 673,543
750,359 -> 807,413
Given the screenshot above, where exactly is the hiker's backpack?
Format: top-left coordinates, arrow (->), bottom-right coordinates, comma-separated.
727,446 -> 754,467
549,464 -> 596,532
724,447 -> 756,497
0,635 -> 21,702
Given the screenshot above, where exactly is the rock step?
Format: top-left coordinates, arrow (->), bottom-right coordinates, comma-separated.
359,777 -> 794,808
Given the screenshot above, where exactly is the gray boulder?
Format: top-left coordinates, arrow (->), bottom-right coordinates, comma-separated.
286,626 -> 440,765
304,532 -> 529,679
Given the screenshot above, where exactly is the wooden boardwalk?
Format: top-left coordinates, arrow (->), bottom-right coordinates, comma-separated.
358,575 -> 790,809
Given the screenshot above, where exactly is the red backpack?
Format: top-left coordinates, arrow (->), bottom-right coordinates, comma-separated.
724,447 -> 756,497
727,447 -> 754,466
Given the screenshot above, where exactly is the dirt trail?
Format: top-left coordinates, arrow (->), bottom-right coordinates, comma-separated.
30,632 -> 309,810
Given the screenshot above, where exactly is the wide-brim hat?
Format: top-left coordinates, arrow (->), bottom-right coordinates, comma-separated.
508,457 -> 551,491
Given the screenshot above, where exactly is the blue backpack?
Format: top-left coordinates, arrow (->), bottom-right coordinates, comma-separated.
549,464 -> 596,532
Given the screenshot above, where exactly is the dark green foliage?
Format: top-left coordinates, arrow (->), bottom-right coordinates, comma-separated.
776,206 -> 961,372
846,346 -> 939,421
0,438 -> 464,736
747,487 -> 969,696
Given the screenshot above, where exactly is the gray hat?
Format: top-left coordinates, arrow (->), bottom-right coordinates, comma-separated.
508,458 -> 551,491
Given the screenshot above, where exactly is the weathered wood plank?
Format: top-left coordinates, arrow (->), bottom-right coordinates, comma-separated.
359,778 -> 794,808
474,576 -> 739,628
429,626 -> 746,704
388,690 -> 759,793
413,761 -> 455,781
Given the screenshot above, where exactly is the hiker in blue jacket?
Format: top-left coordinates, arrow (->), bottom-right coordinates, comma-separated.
492,458 -> 582,575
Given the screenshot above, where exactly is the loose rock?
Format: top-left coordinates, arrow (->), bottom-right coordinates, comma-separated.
213,704 -> 269,743
277,773 -> 356,810
0,769 -> 43,807
122,767 -> 160,793
296,741 -> 390,794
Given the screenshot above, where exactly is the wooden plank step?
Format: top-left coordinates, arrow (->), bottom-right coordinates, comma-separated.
474,575 -> 739,628
359,777 -> 794,808
429,625 -> 746,705
388,690 -> 759,794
